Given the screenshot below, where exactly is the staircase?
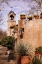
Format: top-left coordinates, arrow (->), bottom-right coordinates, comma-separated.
0,45 -> 9,64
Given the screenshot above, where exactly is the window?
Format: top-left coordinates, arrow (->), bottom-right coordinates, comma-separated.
20,35 -> 23,38
22,28 -> 24,32
19,28 -> 24,39
10,26 -> 14,29
10,15 -> 14,20
19,29 -> 22,35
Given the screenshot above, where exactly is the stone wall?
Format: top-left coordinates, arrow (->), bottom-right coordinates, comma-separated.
18,19 -> 42,49
24,19 -> 42,48
18,19 -> 26,42
7,21 -> 16,36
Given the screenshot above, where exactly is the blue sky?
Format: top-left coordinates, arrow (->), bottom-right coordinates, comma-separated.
0,0 -> 39,31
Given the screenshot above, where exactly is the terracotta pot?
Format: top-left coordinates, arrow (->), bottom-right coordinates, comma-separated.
34,15 -> 39,19
35,52 -> 42,55
20,15 -> 26,19
21,56 -> 31,64
40,52 -> 42,55
35,52 -> 39,54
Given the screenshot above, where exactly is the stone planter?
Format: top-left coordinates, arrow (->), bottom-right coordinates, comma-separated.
21,56 -> 31,64
20,14 -> 26,19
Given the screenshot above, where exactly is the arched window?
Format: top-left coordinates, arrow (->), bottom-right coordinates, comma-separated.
10,15 -> 14,20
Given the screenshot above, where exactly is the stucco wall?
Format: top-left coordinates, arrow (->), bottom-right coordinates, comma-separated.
23,19 -> 42,48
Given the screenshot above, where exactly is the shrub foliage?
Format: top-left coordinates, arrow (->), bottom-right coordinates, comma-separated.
1,36 -> 15,50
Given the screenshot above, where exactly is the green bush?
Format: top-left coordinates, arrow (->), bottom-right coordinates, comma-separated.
8,52 -> 15,62
35,46 -> 42,52
1,36 -> 15,50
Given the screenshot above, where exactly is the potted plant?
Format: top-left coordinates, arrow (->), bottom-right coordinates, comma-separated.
34,15 -> 39,19
17,43 -> 28,56
35,46 -> 42,55
16,42 -> 31,64
27,16 -> 32,20
20,14 -> 26,19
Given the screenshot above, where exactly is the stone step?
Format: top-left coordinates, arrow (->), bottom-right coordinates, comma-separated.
0,45 -> 16,64
0,46 -> 7,50
0,60 -> 10,64
0,55 -> 8,60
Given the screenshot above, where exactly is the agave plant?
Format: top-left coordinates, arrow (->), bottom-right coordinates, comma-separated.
15,41 -> 34,64
17,43 -> 28,56
16,41 -> 33,56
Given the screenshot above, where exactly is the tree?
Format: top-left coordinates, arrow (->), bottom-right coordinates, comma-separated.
0,13 -> 4,25
1,36 -> 15,50
33,0 -> 42,13
0,29 -> 7,42
34,0 -> 42,7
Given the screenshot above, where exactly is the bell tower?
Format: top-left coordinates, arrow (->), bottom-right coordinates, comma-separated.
7,11 -> 16,36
